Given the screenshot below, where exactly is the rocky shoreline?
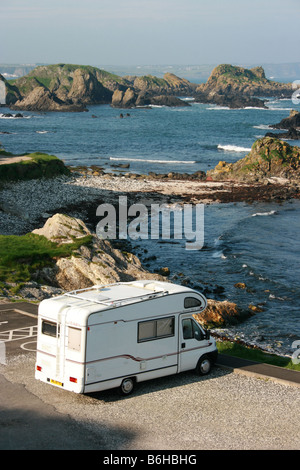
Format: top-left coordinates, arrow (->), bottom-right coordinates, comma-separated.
1,169 -> 299,236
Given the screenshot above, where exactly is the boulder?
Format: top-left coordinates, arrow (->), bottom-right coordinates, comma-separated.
194,299 -> 247,328
32,213 -> 91,243
111,88 -> 137,108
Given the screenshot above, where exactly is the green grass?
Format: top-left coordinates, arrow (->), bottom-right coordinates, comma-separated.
217,340 -> 300,372
0,232 -> 93,288
0,151 -> 70,181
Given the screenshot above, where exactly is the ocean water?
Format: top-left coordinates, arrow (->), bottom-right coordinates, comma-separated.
1,97 -> 300,356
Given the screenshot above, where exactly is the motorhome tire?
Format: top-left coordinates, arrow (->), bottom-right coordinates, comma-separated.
120,377 -> 135,396
196,355 -> 212,376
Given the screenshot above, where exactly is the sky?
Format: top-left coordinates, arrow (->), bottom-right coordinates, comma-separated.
0,0 -> 299,66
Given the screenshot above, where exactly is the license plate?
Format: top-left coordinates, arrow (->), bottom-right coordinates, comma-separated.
50,379 -> 63,387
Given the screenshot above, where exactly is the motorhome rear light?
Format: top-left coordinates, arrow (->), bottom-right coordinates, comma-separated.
36,365 -> 42,372
69,377 -> 77,383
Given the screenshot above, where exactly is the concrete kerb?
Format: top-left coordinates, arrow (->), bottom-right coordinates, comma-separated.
216,354 -> 300,389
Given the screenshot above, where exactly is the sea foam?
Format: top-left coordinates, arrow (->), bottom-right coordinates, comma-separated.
217,144 -> 251,152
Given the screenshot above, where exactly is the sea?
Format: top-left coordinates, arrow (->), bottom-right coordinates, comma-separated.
0,93 -> 300,357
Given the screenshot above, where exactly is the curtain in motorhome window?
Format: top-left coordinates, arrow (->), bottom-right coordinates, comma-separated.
138,317 -> 174,342
138,320 -> 156,341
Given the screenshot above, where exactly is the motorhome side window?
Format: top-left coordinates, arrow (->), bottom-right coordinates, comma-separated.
184,297 -> 202,309
41,320 -> 57,337
138,316 -> 175,342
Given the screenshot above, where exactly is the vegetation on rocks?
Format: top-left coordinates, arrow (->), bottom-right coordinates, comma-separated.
0,214 -> 162,299
196,64 -> 292,97
2,62 -> 296,112
0,231 -> 93,295
207,137 -> 300,182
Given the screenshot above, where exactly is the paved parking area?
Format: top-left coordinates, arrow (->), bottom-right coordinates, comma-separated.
0,304 -> 38,362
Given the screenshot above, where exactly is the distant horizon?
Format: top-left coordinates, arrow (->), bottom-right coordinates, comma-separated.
1,61 -> 300,84
1,61 -> 300,67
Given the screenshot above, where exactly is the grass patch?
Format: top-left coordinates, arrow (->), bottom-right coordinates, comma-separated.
0,151 -> 70,181
217,340 -> 300,371
0,232 -> 93,288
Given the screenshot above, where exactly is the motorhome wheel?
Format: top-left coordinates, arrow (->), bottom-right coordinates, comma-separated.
196,355 -> 212,376
120,378 -> 135,395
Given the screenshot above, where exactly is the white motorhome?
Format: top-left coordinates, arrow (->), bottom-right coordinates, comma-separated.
35,280 -> 218,395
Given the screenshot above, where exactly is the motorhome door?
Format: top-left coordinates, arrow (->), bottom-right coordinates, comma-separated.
178,314 -> 207,372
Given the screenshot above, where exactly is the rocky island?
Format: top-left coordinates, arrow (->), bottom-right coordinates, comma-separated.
1,62 -> 296,112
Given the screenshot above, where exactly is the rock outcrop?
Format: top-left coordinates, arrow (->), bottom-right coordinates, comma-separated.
32,213 -> 163,292
196,64 -> 292,98
10,86 -> 87,112
271,109 -> 300,130
8,64 -> 119,112
67,68 -> 112,105
194,90 -> 266,109
112,88 -> 137,108
111,87 -> 190,108
207,137 -> 300,182
194,299 -> 247,328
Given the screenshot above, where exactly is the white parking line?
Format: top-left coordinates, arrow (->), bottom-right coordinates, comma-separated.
0,325 -> 38,343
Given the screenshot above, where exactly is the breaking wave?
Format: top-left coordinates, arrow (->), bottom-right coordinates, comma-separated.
217,144 -> 251,152
252,210 -> 278,217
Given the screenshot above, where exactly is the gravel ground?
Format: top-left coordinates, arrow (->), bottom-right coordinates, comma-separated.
1,353 -> 300,450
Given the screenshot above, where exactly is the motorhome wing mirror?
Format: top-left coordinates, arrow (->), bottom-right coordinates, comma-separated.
205,329 -> 210,340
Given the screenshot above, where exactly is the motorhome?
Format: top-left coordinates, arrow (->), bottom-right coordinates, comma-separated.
35,280 -> 218,395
